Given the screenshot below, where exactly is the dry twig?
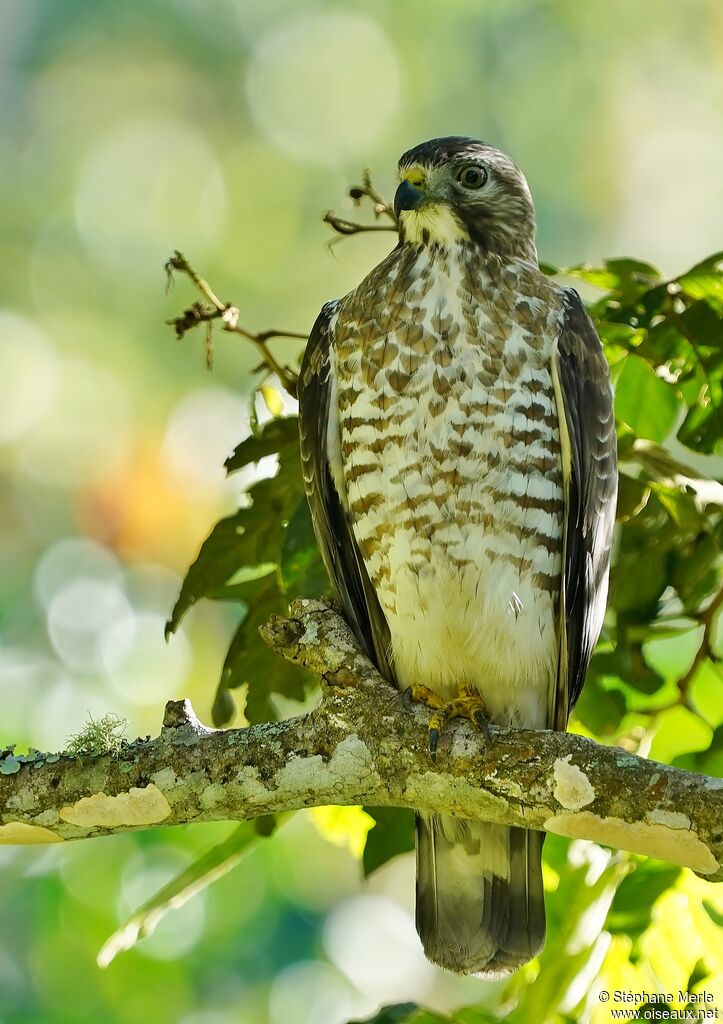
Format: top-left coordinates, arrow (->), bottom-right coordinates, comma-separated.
676,587 -> 723,709
165,251 -> 305,397
323,167 -> 398,243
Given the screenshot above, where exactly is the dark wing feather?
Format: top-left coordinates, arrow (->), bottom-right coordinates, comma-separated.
298,302 -> 395,683
555,288 -> 617,721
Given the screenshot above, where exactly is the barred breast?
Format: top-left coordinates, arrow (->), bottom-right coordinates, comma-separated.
332,243 -> 566,729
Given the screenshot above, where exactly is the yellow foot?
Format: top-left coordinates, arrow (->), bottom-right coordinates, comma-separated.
403,685 -> 491,759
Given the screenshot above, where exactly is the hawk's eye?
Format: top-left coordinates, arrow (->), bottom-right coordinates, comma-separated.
457,165 -> 487,189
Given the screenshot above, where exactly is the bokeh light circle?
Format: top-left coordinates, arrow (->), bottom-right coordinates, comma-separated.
245,12 -> 400,165
0,313 -> 60,444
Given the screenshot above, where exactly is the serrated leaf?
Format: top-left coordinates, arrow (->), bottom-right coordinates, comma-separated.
97,822 -> 262,967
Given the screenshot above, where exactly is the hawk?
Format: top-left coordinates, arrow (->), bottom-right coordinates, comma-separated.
298,137 -> 617,975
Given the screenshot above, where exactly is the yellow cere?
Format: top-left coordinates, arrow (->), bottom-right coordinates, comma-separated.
400,165 -> 426,186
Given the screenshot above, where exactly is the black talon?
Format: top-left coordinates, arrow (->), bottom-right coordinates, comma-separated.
473,709 -> 492,739
429,728 -> 439,760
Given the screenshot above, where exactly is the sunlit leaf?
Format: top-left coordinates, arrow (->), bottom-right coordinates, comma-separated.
572,670 -> 626,736
506,845 -> 631,1023
614,355 -> 682,443
677,251 -> 723,313
310,805 -> 375,859
648,706 -> 713,764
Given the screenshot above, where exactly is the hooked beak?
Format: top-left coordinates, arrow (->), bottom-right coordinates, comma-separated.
394,179 -> 425,220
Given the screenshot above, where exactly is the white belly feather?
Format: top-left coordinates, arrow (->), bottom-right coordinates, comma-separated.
332,247 -> 565,729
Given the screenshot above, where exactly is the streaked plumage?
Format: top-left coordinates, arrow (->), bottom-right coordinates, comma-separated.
298,137 -> 617,975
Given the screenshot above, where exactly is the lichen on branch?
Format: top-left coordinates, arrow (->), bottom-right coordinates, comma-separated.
0,600 -> 721,883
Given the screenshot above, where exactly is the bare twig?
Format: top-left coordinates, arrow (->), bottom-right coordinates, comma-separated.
676,587 -> 723,709
165,251 -> 305,397
323,167 -> 398,244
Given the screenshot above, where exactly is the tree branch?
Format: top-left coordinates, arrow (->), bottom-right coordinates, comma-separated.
1,600 -> 721,882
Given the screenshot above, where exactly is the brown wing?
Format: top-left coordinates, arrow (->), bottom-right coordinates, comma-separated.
554,288 -> 617,719
297,302 -> 395,683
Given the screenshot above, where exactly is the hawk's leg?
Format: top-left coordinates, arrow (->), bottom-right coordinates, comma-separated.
404,684 -> 491,760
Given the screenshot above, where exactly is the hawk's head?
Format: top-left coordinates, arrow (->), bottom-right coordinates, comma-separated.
394,137 -> 537,263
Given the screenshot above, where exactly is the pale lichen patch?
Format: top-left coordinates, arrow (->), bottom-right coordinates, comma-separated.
275,753 -> 328,797
327,735 -> 379,785
235,766 -> 272,805
545,812 -> 719,875
647,809 -> 691,830
272,736 -> 380,803
0,822 -> 64,844
59,784 -> 171,827
200,783 -> 225,809
151,767 -> 177,791
553,755 -> 596,811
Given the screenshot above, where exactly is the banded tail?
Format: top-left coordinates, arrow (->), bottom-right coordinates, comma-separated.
415,813 -> 546,976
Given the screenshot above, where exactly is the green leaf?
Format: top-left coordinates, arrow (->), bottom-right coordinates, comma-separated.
702,900 -> 723,928
97,822 -> 263,967
649,706 -> 713,764
564,258 -> 661,300
506,847 -> 631,1024
215,572 -> 309,724
614,355 -> 682,443
572,669 -> 626,736
224,415 -> 300,473
279,498 -> 329,598
677,251 -> 723,313
672,723 -> 723,776
674,301 -> 723,453
165,510 -> 248,637
607,860 -> 681,939
615,475 -> 651,522
349,1007 -> 450,1024
165,478 -> 290,637
362,807 -> 416,877
453,1011 -> 500,1024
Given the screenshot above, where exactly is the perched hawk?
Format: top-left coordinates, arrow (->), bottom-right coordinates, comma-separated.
298,137 -> 617,975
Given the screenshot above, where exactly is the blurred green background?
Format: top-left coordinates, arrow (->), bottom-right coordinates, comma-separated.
0,1 -> 722,1022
